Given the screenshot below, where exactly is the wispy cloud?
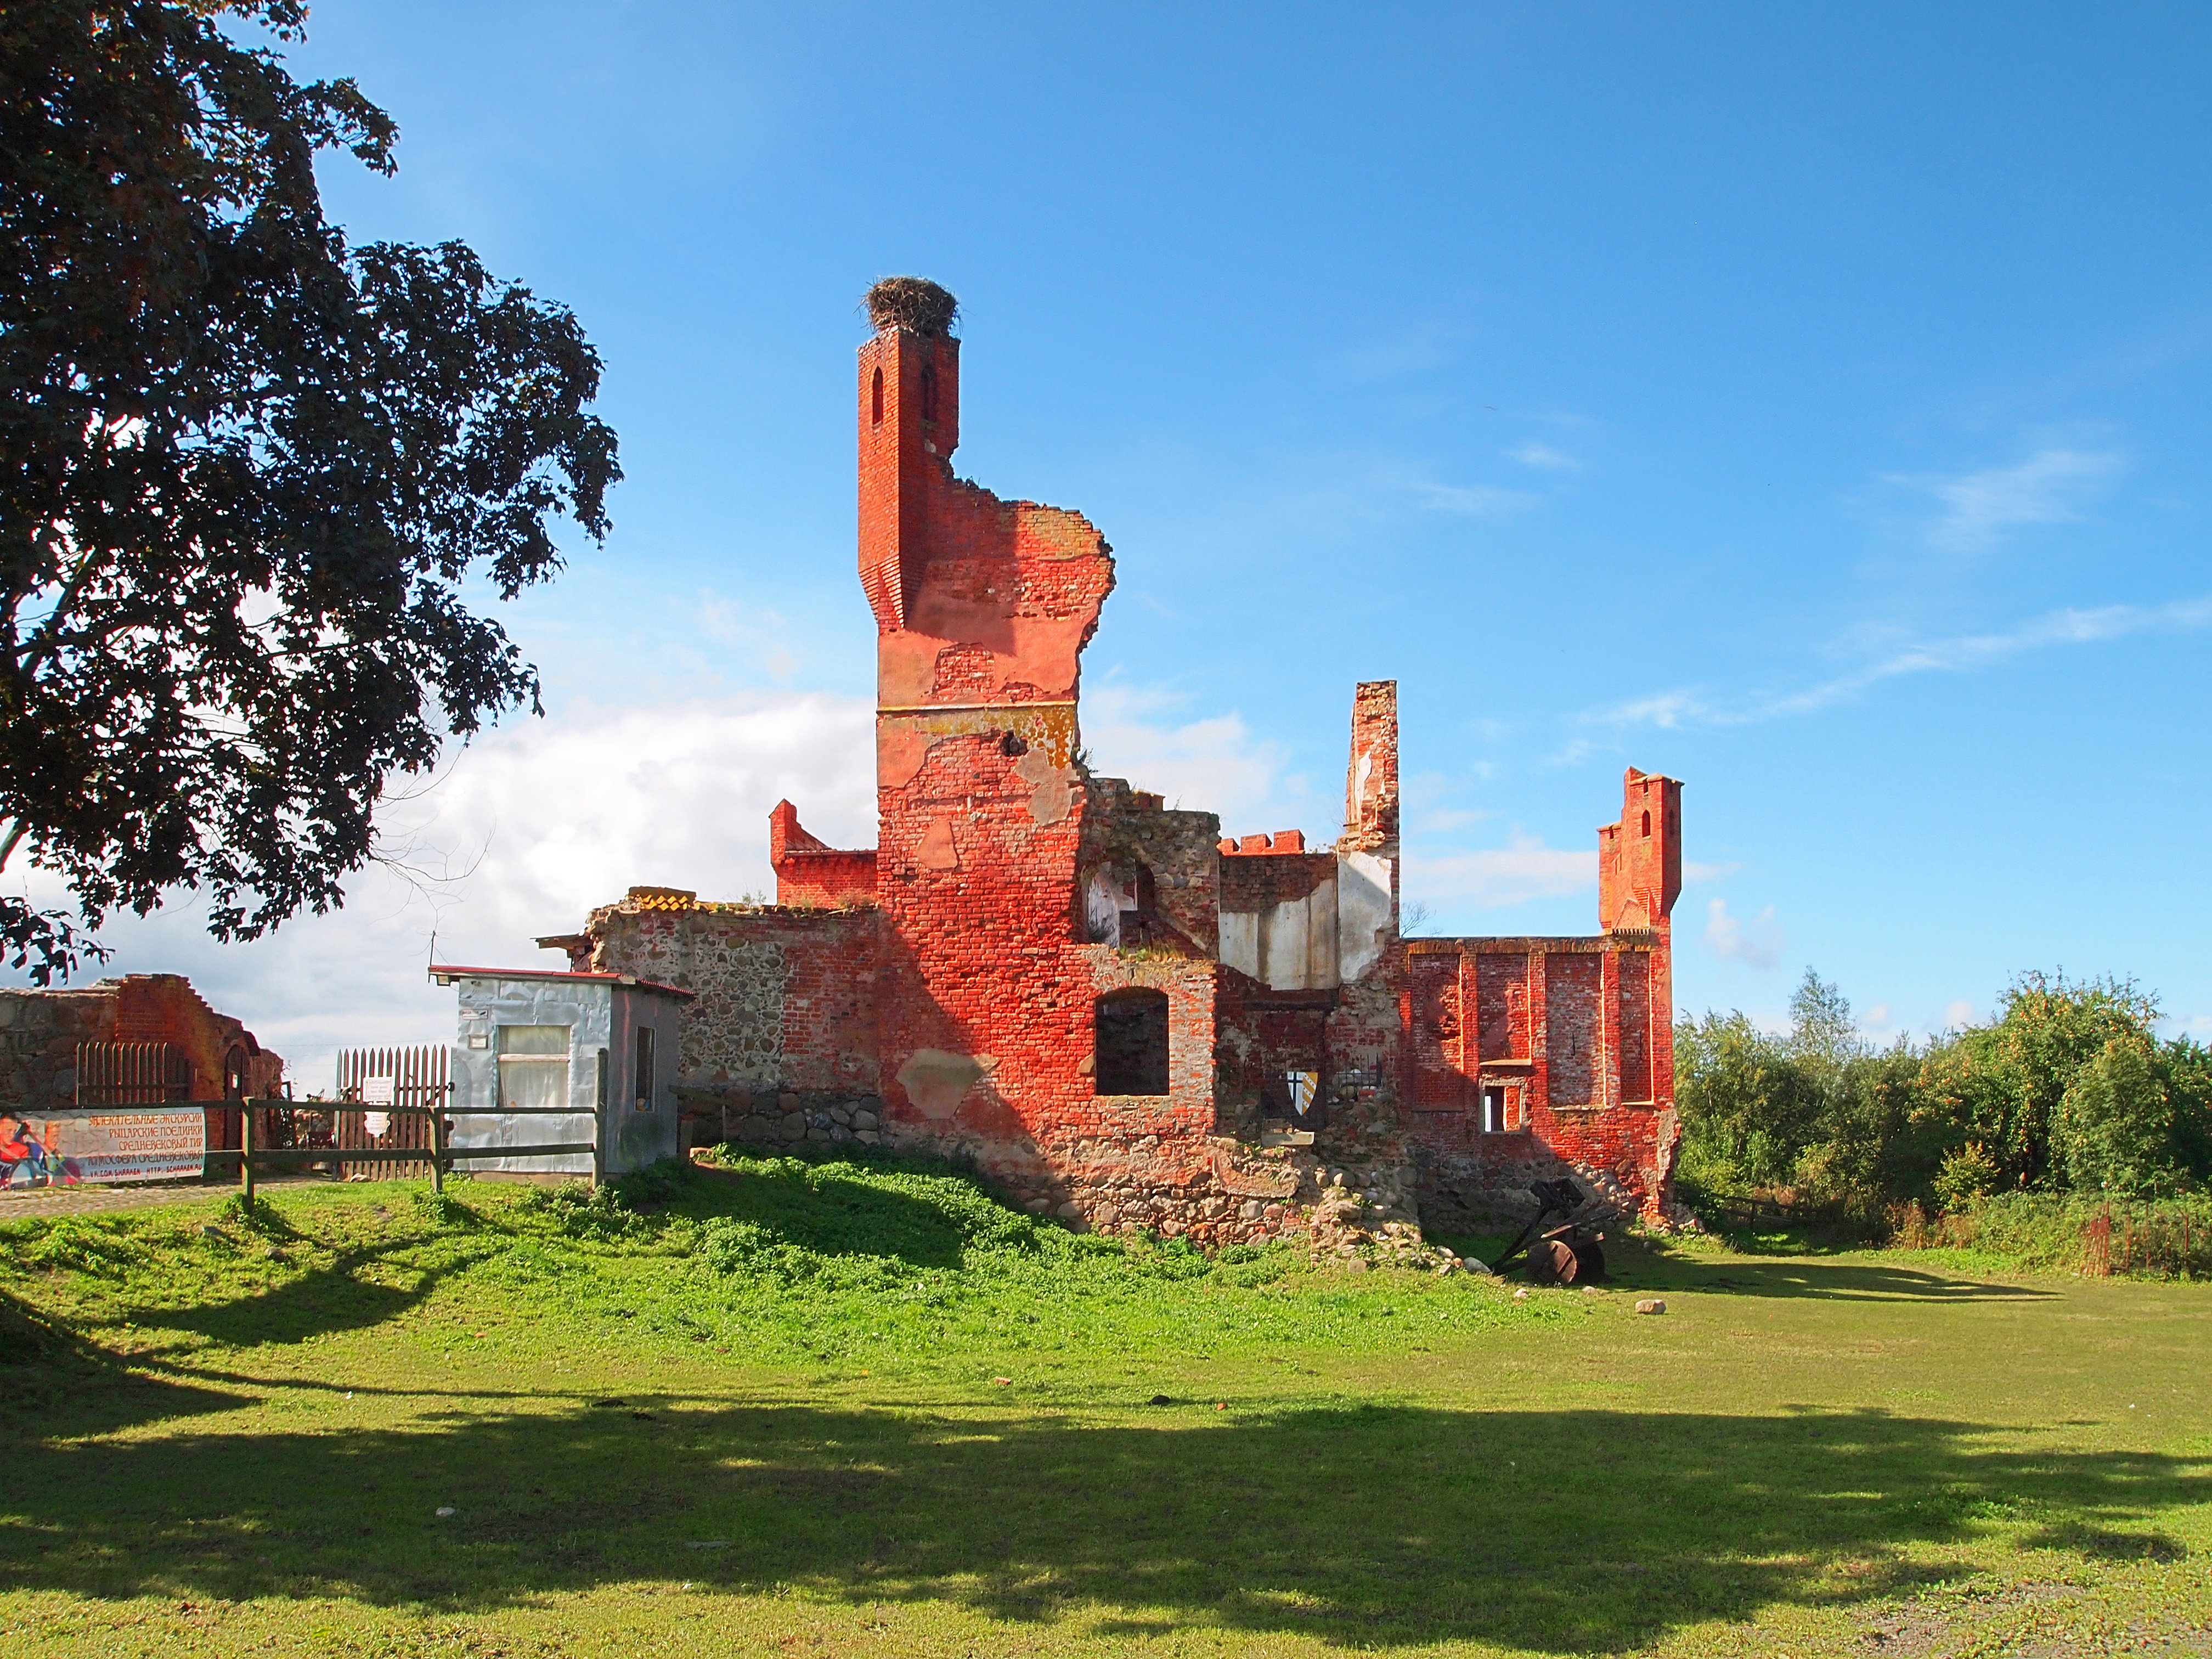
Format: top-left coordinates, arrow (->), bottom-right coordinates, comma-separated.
1705,897 -> 1785,970
697,588 -> 797,682
1339,322 -> 1476,381
1408,477 -> 1537,517
1892,447 -> 2124,551
1580,592 -> 2212,734
1505,441 -> 1582,471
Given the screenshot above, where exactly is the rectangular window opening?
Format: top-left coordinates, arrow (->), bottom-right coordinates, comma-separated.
634,1024 -> 656,1110
1481,1085 -> 1507,1135
498,1025 -> 571,1113
1094,990 -> 1170,1096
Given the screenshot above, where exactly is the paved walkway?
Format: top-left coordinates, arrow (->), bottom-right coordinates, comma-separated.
0,1175 -> 345,1220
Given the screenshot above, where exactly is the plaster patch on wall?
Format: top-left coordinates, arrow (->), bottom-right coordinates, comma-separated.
917,819 -> 961,871
878,724 -> 934,791
1213,1152 -> 1299,1199
897,1047 -> 996,1118
1015,748 -> 1077,825
1338,850 -> 1394,983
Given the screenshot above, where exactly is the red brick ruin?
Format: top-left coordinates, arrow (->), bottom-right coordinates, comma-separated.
0,974 -> 286,1149
554,280 -> 1685,1251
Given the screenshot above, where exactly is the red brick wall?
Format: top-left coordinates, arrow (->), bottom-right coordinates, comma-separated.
1404,935 -> 1678,1225
769,800 -> 879,907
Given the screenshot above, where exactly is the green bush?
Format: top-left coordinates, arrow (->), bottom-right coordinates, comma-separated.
1678,970 -> 2212,1218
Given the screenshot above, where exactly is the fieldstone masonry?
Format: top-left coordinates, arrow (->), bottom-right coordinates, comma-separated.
555,279 -> 1685,1261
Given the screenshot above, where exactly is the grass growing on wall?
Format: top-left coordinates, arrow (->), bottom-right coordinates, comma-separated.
1,1155 -> 2208,1658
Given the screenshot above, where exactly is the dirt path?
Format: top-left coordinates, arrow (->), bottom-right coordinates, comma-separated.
0,1175 -> 342,1220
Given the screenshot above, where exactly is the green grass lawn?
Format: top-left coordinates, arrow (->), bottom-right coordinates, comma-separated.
0,1153 -> 2207,1658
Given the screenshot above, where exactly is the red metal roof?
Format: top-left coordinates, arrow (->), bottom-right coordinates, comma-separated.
428,965 -> 695,1000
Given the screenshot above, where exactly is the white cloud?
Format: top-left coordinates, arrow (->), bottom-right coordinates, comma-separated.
1505,441 -> 1581,470
1893,447 -> 2124,552
1705,897 -> 1785,970
1405,834 -> 1595,912
1681,859 -> 1740,885
5,691 -> 877,1096
1944,999 -> 1978,1030
1082,682 -> 1308,834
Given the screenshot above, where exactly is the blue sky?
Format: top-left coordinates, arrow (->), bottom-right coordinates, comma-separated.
17,2 -> 2212,1080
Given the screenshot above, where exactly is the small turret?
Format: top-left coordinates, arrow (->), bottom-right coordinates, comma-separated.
1597,768 -> 1683,932
857,277 -> 961,632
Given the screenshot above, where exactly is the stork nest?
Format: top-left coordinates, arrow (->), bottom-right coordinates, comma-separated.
864,276 -> 958,337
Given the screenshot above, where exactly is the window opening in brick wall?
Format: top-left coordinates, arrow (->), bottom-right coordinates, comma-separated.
871,367 -> 883,424
1641,809 -> 1651,837
633,1024 -> 656,1110
498,1025 -> 570,1112
1094,989 -> 1170,1096
1481,1084 -> 1508,1134
920,363 -> 938,421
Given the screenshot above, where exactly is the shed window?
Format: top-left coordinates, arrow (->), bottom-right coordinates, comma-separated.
1095,989 -> 1170,1096
498,1025 -> 570,1113
633,1024 -> 656,1110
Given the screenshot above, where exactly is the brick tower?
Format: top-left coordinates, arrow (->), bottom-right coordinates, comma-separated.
853,279 -> 1120,1152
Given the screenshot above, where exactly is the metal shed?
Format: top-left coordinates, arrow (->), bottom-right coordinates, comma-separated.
430,966 -> 692,1180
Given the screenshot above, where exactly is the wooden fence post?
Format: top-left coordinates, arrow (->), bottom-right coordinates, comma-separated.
429,1094 -> 447,1197
240,1100 -> 256,1211
594,1047 -> 608,1192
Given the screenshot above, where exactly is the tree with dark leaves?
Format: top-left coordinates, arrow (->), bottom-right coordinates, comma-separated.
0,1 -> 618,982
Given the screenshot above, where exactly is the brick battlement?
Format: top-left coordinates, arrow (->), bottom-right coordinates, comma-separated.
1219,830 -> 1307,855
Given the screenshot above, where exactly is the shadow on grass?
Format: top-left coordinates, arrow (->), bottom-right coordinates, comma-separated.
678,1163 -> 980,1270
1,1289 -> 259,1427
125,1250 -> 455,1348
2,1378 -> 2201,1652
1610,1245 -> 2056,1304
120,1205 -> 507,1349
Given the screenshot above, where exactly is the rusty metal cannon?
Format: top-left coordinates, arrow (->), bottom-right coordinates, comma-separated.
1487,1178 -> 1611,1284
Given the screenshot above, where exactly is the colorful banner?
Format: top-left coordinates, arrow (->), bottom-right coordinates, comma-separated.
0,1108 -> 206,1187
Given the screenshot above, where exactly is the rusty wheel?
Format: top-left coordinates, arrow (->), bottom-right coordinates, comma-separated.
1528,1237 -> 1578,1285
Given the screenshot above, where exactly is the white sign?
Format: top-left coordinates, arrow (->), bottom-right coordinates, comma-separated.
359,1076 -> 396,1105
0,1109 -> 205,1187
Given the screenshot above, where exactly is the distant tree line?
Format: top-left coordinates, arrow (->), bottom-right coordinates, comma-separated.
1673,970 -> 2212,1214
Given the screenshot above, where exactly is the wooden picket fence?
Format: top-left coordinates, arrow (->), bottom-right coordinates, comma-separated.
75,1041 -> 192,1105
333,1046 -> 448,1180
